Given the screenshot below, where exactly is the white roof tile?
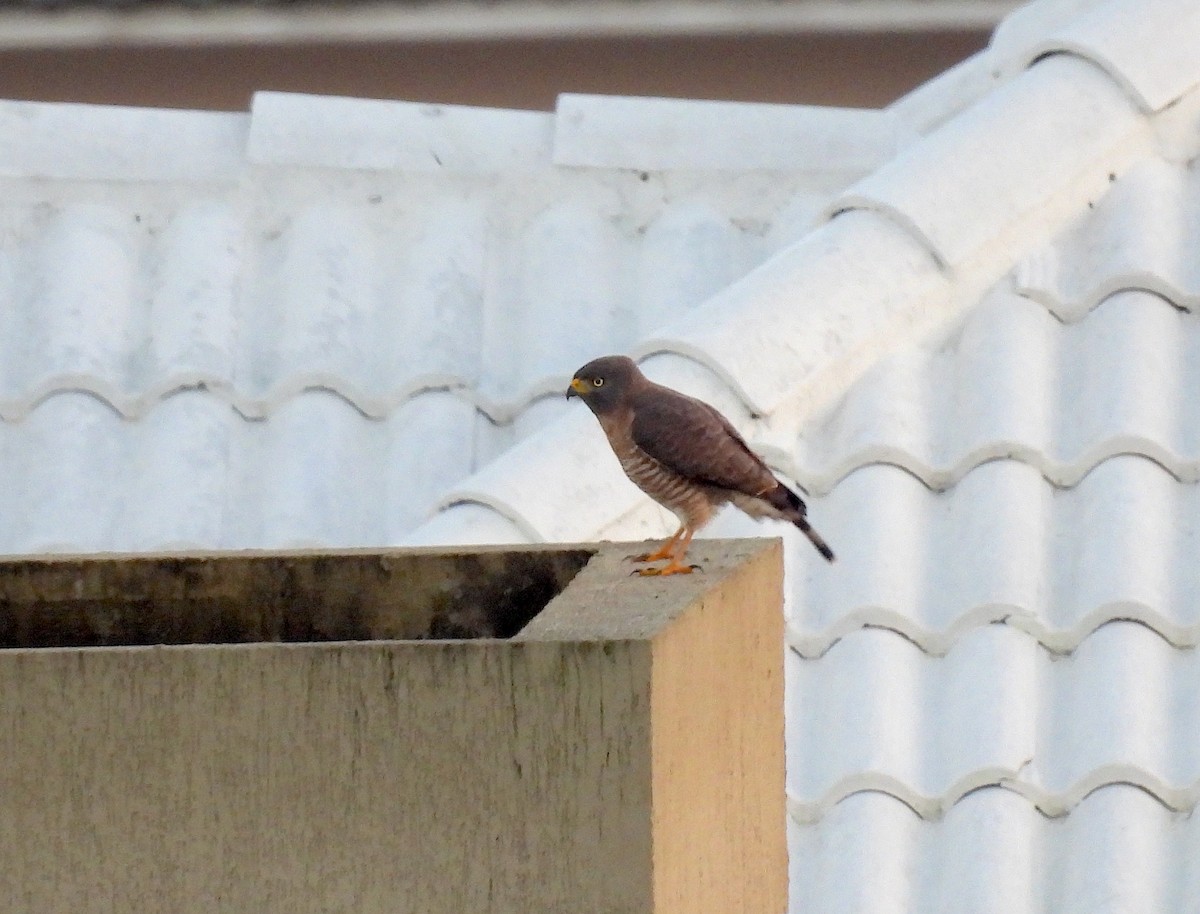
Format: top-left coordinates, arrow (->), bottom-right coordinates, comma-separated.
987,0 -> 1099,58
1016,157 -> 1200,317
833,53 -> 1146,269
635,209 -> 951,419
0,99 -> 246,182
790,786 -> 1193,914
788,457 -> 1200,656
246,91 -> 553,171
553,94 -> 904,173
1,388 -> 480,552
789,621 -> 1199,819
1024,0 -> 1200,112
401,501 -> 533,547
0,98 -> 864,553
793,287 -> 1200,493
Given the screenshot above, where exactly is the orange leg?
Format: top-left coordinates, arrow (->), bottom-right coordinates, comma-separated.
628,526 -> 685,564
635,528 -> 700,576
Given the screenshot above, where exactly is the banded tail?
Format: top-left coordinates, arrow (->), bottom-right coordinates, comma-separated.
771,483 -> 835,563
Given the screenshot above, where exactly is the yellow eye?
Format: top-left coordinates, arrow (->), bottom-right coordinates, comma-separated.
592,377 -> 604,387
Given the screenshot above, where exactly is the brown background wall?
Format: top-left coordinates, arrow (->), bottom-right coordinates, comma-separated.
0,31 -> 988,112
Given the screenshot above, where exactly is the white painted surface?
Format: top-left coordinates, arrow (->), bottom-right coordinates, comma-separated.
247,91 -> 553,171
1024,0 -> 1200,112
553,93 -> 903,172
0,99 -> 246,181
0,91 -> 877,552
833,54 -> 1146,268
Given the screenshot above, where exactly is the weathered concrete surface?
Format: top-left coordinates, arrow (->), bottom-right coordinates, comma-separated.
0,545 -> 592,646
0,539 -> 784,914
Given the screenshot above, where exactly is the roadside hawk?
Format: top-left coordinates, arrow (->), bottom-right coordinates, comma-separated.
567,355 -> 835,575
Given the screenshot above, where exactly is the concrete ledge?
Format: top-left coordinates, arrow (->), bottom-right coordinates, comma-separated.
0,538 -> 784,914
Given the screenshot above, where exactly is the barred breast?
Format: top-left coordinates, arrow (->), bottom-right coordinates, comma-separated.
591,401 -> 714,533
619,449 -> 712,522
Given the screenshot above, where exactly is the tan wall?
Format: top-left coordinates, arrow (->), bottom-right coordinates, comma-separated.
0,31 -> 988,112
0,539 -> 784,914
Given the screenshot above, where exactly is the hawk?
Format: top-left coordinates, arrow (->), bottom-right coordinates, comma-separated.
567,355 -> 834,575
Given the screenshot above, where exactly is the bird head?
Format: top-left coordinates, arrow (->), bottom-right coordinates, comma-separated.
566,355 -> 641,414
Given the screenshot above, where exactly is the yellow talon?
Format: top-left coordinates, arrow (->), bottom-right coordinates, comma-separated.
634,561 -> 700,577
627,527 -> 686,564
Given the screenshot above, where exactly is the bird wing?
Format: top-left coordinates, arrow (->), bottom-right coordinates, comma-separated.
629,386 -> 777,496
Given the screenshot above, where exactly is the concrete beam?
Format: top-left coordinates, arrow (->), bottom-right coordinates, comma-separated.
0,538 -> 784,914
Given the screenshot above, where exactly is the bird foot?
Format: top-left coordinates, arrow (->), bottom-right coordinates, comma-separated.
625,545 -> 676,563
631,562 -> 702,577
626,551 -> 666,564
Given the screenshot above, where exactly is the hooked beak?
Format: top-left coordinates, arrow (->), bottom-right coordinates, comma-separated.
566,377 -> 589,399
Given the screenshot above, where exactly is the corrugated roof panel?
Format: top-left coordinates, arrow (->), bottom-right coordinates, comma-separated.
790,785 -> 1194,914
793,287 -> 1200,492
380,393 -> 480,539
147,200 -> 243,382
248,392 -> 386,548
632,199 -> 747,335
1025,0 -> 1200,112
249,205 -> 383,395
788,621 -> 1198,819
0,92 -> 881,552
123,392 -> 234,551
0,156 -> 857,553
788,624 -> 1039,816
787,456 -> 1200,656
391,198 -> 489,381
830,53 -> 1144,269
2,194 -> 244,408
8,394 -> 127,553
21,204 -> 137,386
0,388 -> 481,554
1016,158 -> 1200,318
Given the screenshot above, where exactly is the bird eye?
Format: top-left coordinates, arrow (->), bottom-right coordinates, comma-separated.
592,377 -> 604,387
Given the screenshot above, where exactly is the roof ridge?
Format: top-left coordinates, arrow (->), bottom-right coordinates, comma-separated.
1014,0 -> 1200,113
829,53 -> 1147,272
0,97 -> 247,182
406,0 -> 1185,546
0,88 -> 896,181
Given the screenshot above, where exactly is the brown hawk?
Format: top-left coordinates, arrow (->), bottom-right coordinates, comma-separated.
567,355 -> 834,575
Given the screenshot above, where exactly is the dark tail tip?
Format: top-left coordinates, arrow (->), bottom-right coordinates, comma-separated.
796,517 -> 835,563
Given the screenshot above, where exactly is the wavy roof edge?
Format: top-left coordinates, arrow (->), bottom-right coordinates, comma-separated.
787,768 -> 1198,824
